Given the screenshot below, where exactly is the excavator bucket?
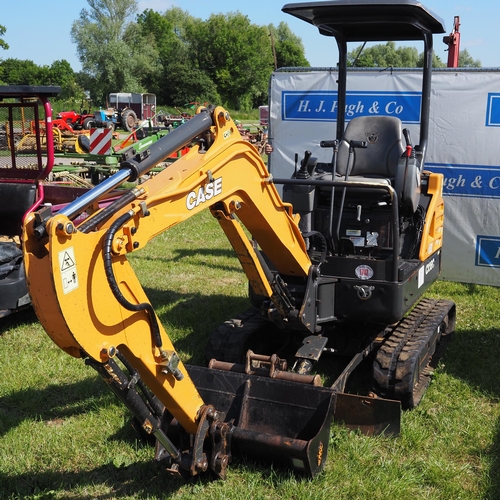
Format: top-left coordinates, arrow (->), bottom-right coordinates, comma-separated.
187,365 -> 335,476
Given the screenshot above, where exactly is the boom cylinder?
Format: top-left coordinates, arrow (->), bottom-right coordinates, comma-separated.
120,108 -> 213,181
58,108 -> 214,221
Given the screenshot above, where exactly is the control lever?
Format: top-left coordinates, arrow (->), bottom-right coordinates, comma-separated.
403,128 -> 412,146
403,128 -> 415,158
322,139 -> 340,254
297,150 -> 312,179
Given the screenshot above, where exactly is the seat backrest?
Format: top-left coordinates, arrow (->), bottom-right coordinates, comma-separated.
336,116 -> 404,178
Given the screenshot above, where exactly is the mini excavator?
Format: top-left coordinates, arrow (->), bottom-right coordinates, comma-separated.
23,0 -> 455,479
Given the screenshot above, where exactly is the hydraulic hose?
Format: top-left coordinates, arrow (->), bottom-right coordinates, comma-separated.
79,187 -> 145,234
102,210 -> 163,349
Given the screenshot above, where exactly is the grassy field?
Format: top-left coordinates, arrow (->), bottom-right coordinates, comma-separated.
1,210 -> 500,499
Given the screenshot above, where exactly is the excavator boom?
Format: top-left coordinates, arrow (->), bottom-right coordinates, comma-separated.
23,106 -> 336,477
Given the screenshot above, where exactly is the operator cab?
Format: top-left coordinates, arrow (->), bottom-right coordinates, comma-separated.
208,1 -> 454,415
275,0 -> 446,324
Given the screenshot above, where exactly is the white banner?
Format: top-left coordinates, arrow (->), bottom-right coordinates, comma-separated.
268,68 -> 500,285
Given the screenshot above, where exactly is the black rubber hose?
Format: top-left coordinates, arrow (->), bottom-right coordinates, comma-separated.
102,211 -> 163,349
79,188 -> 142,234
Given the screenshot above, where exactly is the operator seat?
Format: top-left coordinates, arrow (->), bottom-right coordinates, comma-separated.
337,115 -> 404,180
336,115 -> 421,214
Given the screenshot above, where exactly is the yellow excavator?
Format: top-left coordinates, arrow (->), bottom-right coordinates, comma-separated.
23,0 -> 455,479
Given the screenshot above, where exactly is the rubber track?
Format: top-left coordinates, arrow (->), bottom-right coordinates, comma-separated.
205,307 -> 270,365
373,298 -> 455,409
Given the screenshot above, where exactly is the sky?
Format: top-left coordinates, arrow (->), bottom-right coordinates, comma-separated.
2,0 -> 500,72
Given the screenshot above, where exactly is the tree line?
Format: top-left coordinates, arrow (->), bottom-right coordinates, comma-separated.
0,1 -> 482,112
347,40 -> 481,69
0,0 -> 308,110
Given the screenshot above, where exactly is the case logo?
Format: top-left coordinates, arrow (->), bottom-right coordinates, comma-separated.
366,132 -> 380,144
425,258 -> 435,274
186,177 -> 222,210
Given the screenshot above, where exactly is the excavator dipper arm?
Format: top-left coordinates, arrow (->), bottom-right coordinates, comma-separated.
23,106 -> 334,478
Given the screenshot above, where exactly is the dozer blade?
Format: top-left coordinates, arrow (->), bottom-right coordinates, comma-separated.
333,392 -> 401,436
187,365 -> 335,477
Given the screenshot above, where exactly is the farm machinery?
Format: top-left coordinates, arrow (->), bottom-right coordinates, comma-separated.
22,0 -> 455,480
156,111 -> 190,128
0,85 -> 95,318
47,118 -> 90,154
12,113 -> 91,156
0,85 -> 146,319
56,103 -> 95,131
94,92 -> 157,132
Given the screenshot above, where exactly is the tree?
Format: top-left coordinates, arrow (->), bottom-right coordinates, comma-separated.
0,59 -> 47,85
189,12 -> 274,109
0,25 -> 7,83
268,22 -> 309,69
161,61 -> 220,106
0,24 -> 83,100
48,60 -> 87,102
416,51 -> 446,68
137,8 -> 192,105
458,48 -> 481,68
0,24 -> 8,51
0,58 -> 86,103
348,41 -> 420,67
74,4 -> 312,109
348,40 -> 483,69
71,0 -> 158,104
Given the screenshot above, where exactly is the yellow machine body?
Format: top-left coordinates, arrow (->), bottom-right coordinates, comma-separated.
23,107 -> 312,435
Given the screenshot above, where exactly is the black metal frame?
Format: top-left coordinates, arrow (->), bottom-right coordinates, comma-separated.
282,0 -> 445,161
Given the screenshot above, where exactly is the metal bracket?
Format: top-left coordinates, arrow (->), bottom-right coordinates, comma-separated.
295,335 -> 329,362
159,349 -> 183,380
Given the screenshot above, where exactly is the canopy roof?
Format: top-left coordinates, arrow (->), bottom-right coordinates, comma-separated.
282,0 -> 445,41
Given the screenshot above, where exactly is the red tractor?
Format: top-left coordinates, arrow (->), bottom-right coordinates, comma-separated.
56,99 -> 95,130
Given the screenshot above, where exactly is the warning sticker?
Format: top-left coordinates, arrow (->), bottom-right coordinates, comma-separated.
418,265 -> 424,289
58,247 -> 79,294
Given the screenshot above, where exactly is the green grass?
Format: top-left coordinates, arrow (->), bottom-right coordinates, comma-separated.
1,210 -> 500,499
